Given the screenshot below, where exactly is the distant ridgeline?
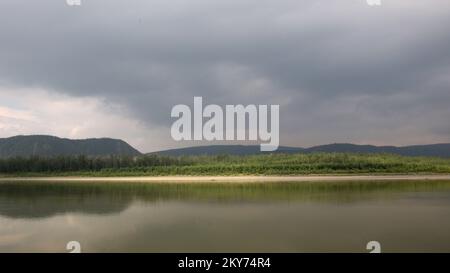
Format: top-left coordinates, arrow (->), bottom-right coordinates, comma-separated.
0,135 -> 141,158
153,143 -> 450,158
1,135 -> 450,159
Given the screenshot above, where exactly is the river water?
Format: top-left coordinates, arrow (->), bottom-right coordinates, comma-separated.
0,180 -> 449,252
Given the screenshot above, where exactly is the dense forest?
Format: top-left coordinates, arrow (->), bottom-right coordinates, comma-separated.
1,153 -> 450,176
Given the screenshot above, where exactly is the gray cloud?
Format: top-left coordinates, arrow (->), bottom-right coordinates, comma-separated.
1,0 -> 450,151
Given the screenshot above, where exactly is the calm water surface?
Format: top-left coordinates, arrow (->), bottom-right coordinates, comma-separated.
0,180 -> 450,252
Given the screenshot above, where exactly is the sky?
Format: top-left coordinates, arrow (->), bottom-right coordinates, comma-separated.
0,0 -> 449,153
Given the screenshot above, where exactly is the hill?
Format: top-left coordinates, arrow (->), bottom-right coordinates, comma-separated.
153,143 -> 450,158
0,135 -> 141,158
152,145 -> 304,156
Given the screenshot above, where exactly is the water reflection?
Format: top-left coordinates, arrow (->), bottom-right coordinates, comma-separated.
1,180 -> 450,219
1,180 -> 450,252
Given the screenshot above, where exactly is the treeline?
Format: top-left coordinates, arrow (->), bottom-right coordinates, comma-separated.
1,153 -> 450,175
0,155 -> 190,173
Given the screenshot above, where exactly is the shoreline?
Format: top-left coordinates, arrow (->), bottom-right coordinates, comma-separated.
1,174 -> 450,183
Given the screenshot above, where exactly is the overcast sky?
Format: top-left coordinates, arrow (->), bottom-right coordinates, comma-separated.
1,0 -> 449,152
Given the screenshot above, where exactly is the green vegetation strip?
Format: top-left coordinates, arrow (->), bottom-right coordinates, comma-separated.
1,152 -> 450,177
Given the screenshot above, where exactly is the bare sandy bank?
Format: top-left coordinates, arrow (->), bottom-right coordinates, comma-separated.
1,175 -> 450,183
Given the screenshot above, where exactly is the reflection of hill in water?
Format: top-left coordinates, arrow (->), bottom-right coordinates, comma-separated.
1,180 -> 450,219
0,184 -> 132,218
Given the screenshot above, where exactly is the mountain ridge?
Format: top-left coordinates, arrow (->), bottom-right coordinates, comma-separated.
153,143 -> 450,158
0,135 -> 141,158
1,135 -> 450,158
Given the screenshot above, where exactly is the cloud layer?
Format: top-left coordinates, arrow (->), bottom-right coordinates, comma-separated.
1,0 -> 450,151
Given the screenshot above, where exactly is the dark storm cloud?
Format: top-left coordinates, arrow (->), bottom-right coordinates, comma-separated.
1,0 -> 450,148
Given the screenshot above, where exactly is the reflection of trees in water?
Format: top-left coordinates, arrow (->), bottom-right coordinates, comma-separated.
0,180 -> 450,219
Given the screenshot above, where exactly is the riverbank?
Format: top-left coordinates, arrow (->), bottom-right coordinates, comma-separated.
2,174 -> 450,183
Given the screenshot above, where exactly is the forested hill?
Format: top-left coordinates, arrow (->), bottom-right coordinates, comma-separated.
0,135 -> 141,158
153,143 -> 450,158
2,135 -> 450,158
